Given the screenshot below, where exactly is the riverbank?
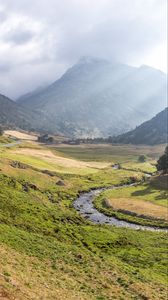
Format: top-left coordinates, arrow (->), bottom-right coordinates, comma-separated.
74,183 -> 168,230
0,134 -> 167,299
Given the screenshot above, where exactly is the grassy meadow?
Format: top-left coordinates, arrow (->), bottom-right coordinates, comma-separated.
94,183 -> 168,228
0,136 -> 12,144
52,143 -> 165,163
0,134 -> 167,300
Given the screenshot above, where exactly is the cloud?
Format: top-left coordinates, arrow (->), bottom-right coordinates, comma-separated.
4,28 -> 35,45
0,0 -> 166,98
0,10 -> 7,23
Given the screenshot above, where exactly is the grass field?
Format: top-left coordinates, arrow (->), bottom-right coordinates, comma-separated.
5,130 -> 38,141
0,136 -> 12,144
0,133 -> 167,299
94,183 -> 168,228
105,197 -> 167,220
1,147 -> 111,175
52,143 -> 165,163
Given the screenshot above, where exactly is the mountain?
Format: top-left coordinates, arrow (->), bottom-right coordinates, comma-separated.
0,93 -> 46,131
17,85 -> 46,103
0,93 -> 32,129
18,57 -> 167,137
112,108 -> 168,145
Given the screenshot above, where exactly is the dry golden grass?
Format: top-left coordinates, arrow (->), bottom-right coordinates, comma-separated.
13,148 -> 110,170
0,245 -> 91,300
0,243 -> 165,300
4,130 -> 37,141
105,197 -> 168,220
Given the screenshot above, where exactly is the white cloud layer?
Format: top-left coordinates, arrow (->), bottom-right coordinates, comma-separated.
0,0 -> 167,98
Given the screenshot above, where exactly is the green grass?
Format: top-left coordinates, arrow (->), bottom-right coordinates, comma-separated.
0,221 -> 167,299
1,151 -> 100,175
122,161 -> 156,174
52,143 -> 165,162
94,183 -> 168,228
0,169 -> 145,235
0,142 -> 167,299
0,136 -> 12,144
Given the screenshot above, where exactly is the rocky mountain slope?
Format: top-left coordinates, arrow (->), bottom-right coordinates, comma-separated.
0,93 -> 46,131
18,57 -> 167,138
0,94 -> 32,129
112,108 -> 168,145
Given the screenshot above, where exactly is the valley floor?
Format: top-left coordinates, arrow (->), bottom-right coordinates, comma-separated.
0,132 -> 167,300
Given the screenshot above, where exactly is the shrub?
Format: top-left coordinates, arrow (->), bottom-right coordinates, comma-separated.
138,155 -> 146,163
156,146 -> 168,174
0,126 -> 4,136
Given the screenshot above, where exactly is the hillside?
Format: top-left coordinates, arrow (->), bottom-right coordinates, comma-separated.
0,93 -> 52,133
0,135 -> 167,299
0,94 -> 34,130
112,108 -> 168,145
18,57 -> 167,138
17,86 -> 46,103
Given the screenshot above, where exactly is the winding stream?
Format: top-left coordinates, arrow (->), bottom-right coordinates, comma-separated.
1,139 -> 166,232
74,184 -> 167,232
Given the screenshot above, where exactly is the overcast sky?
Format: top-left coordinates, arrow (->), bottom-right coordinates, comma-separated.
0,0 -> 167,98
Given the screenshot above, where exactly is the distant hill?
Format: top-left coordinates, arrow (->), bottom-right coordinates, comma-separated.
0,94 -> 32,129
112,108 -> 168,145
17,86 -> 46,103
0,93 -> 46,132
17,57 -> 167,138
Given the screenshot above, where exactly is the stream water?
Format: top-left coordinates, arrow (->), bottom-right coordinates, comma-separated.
2,140 -> 166,232
74,184 -> 167,232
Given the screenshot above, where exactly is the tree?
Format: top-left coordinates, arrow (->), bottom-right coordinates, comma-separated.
156,146 -> 168,174
138,155 -> 146,163
0,126 -> 3,136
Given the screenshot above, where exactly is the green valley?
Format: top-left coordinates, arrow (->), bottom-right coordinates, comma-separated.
0,132 -> 167,299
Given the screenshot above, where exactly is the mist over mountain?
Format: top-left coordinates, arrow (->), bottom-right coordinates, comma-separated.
17,57 -> 166,138
17,86 -> 47,103
0,93 -> 48,132
112,108 -> 168,145
0,94 -> 33,130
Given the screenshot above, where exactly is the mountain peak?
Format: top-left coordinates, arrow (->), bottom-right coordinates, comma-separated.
15,58 -> 166,137
77,56 -> 108,65
139,64 -> 165,75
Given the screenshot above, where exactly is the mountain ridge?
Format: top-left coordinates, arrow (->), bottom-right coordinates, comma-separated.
112,107 -> 168,145
17,57 -> 166,138
0,93 -> 32,129
0,93 -> 48,132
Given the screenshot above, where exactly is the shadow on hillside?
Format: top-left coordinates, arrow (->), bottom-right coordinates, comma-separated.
155,191 -> 167,200
131,186 -> 167,201
131,186 -> 154,197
